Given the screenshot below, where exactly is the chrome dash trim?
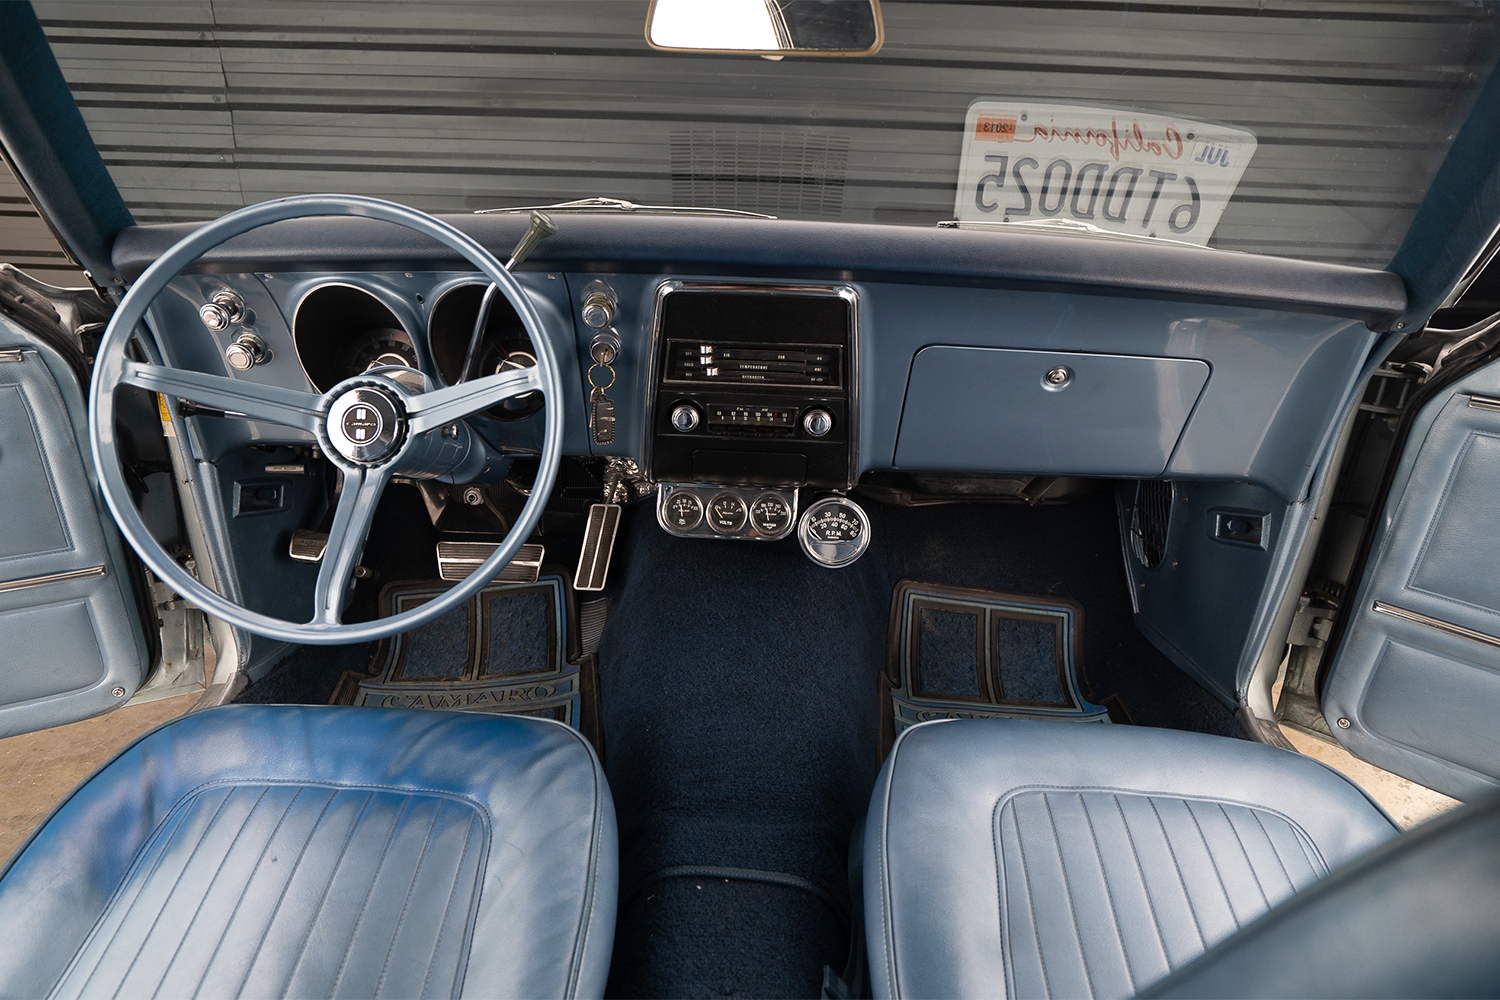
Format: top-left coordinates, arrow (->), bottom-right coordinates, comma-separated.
1372,601 -> 1500,651
0,565 -> 106,594
1468,394 -> 1500,414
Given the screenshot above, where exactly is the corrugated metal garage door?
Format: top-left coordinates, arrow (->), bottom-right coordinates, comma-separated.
9,0 -> 1500,268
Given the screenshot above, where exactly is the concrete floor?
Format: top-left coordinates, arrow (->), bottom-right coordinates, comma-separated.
0,694 -> 197,866
1279,724 -> 1460,829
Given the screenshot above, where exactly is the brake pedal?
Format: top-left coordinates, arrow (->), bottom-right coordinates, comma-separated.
574,503 -> 621,592
436,541 -> 545,583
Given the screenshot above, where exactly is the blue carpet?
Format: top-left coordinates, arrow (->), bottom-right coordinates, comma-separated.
598,488 -> 1242,998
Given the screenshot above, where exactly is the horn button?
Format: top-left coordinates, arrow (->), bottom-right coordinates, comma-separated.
326,386 -> 404,464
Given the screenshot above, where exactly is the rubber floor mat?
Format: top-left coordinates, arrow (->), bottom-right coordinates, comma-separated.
887,581 -> 1116,744
330,572 -> 604,749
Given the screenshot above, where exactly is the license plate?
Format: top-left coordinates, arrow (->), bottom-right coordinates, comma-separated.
953,101 -> 1257,245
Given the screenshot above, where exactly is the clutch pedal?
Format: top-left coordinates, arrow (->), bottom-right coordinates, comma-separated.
435,540 -> 545,583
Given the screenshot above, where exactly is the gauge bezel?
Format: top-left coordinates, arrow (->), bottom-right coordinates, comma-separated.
664,490 -> 705,530
655,483 -> 798,541
706,491 -> 749,534
749,492 -> 794,535
797,496 -> 871,568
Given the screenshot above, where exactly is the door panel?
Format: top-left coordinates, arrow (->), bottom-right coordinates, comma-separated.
1325,382 -> 1500,800
0,318 -> 150,737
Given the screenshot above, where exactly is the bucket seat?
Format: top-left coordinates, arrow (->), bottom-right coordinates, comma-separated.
0,705 -> 617,999
863,719 -> 1465,999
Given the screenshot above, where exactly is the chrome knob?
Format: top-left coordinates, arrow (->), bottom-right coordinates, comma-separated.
582,292 -> 614,330
670,403 -> 701,433
224,332 -> 267,371
802,408 -> 833,437
199,290 -> 245,331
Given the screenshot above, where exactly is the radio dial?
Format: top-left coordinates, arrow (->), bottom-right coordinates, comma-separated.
802,408 -> 834,437
670,403 -> 701,433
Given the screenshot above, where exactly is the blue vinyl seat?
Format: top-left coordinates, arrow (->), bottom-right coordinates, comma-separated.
0,705 -> 617,999
864,719 -> 1399,999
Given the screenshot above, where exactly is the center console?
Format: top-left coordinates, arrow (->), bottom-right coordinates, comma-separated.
649,282 -> 857,494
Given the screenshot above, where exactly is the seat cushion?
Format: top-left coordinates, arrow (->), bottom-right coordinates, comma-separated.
0,705 -> 617,999
864,719 -> 1399,1000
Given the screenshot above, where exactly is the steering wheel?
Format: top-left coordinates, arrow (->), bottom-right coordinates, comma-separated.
90,194 -> 564,645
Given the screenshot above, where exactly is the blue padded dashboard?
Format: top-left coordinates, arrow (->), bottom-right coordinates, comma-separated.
112,215 -> 1400,503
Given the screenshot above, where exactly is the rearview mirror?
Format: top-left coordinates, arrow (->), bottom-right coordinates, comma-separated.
646,0 -> 883,57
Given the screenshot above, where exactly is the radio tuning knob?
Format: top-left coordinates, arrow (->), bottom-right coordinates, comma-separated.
670,402 -> 701,433
802,408 -> 833,437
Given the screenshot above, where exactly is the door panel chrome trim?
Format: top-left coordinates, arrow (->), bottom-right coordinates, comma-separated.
0,565 -> 107,594
1372,601 -> 1500,651
1468,394 -> 1500,413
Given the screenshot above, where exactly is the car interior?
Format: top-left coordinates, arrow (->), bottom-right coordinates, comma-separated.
0,1 -> 1498,997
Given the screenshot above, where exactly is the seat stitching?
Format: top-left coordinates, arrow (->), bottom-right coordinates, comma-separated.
1288,822 -> 1329,878
1245,808 -> 1296,896
189,787 -> 326,998
993,800 -> 1020,1000
1080,794 -> 1136,994
375,799 -> 446,997
1112,795 -> 1171,973
1183,800 -> 1240,930
1145,796 -> 1207,951
53,790 -> 209,998
880,724 -> 928,999
282,792 -> 378,992
330,795 -> 416,996
420,811 -> 479,1000
1005,798 -> 1055,999
223,788 -> 340,999
153,786 -> 293,998
1216,803 -> 1270,911
1043,792 -> 1095,998
109,786 -> 270,999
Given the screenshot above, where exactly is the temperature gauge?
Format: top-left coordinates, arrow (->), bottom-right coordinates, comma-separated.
750,494 -> 793,536
664,491 -> 704,530
798,496 -> 871,568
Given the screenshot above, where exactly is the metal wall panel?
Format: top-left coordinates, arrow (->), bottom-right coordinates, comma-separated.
22,1 -> 1500,267
0,162 -> 84,285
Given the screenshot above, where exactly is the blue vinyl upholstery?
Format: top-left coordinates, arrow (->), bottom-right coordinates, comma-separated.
1325,381 -> 1500,800
0,317 -> 150,737
0,705 -> 617,999
864,720 -> 1398,1000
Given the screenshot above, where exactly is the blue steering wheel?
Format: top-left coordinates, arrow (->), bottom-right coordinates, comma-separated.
90,194 -> 565,644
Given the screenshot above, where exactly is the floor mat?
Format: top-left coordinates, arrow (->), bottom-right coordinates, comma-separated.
887,581 -> 1114,744
329,572 -> 604,747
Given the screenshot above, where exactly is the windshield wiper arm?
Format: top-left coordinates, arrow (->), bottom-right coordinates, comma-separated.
475,196 -> 776,220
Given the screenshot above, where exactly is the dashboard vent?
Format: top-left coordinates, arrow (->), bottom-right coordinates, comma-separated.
670,130 -> 849,219
1129,480 -> 1173,569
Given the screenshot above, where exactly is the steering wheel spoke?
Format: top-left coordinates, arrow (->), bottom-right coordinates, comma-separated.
122,359 -> 324,433
405,366 -> 543,434
310,464 -> 392,626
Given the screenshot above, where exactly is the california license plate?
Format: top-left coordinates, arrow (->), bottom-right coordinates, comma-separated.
953,101 -> 1257,245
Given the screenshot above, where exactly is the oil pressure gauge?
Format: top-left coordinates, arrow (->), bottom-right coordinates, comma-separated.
798,496 -> 871,568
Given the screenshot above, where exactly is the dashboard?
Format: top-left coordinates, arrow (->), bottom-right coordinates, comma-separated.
118,213 -> 1405,521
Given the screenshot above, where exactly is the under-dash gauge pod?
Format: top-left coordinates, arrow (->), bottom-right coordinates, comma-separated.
797,496 -> 870,568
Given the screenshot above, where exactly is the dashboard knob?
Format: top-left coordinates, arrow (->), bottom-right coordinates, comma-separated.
802,408 -> 834,437
224,332 -> 267,371
582,292 -> 614,330
670,402 -> 701,433
199,290 -> 246,331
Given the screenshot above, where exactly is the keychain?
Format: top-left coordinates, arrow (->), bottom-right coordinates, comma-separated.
588,362 -> 616,445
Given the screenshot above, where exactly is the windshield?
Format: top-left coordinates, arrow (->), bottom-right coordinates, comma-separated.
35,0 -> 1500,267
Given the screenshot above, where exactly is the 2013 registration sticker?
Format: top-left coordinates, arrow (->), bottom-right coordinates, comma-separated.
953,101 -> 1257,245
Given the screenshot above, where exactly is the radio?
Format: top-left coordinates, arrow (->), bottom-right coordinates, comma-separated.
650,285 -> 856,490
